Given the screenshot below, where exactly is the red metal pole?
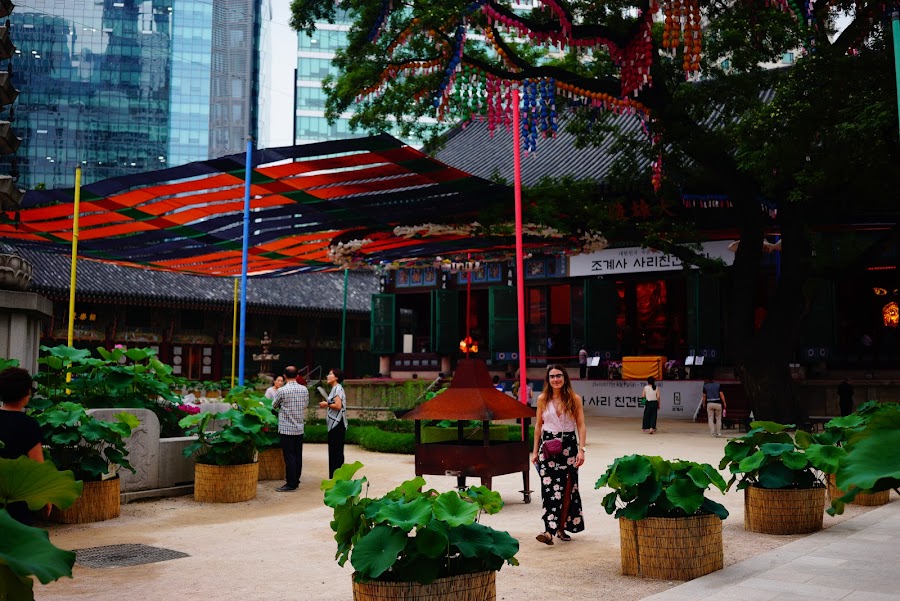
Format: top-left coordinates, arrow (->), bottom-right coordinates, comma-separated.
513,86 -> 527,440
466,254 -> 472,359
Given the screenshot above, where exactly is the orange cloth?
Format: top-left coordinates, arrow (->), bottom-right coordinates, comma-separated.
622,356 -> 666,380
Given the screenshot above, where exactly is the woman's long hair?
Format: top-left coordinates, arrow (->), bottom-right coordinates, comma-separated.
542,364 -> 577,417
648,376 -> 657,391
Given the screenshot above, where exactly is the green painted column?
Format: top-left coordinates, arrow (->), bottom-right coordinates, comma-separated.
894,10 -> 900,137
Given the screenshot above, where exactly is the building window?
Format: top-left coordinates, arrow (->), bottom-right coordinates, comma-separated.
782,52 -> 794,64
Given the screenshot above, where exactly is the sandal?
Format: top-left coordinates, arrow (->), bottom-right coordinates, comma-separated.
536,532 -> 554,545
557,531 -> 572,542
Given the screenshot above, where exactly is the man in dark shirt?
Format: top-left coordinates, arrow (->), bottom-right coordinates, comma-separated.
702,376 -> 726,437
0,367 -> 45,524
837,378 -> 854,417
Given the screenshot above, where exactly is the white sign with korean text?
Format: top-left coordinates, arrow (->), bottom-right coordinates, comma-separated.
572,380 -> 704,419
568,241 -> 736,277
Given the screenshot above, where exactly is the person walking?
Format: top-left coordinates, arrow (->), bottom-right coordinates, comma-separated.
578,346 -> 588,379
641,376 -> 660,434
0,367 -> 49,524
837,378 -> 854,417
319,368 -> 348,479
702,375 -> 726,437
531,364 -> 586,545
272,365 -> 309,491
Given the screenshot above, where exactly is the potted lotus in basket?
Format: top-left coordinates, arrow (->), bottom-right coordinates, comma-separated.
323,461 -> 519,600
720,421 -> 838,534
33,401 -> 139,523
596,454 -> 729,580
179,389 -> 268,503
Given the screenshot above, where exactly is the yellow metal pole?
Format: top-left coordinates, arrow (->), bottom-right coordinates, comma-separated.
66,167 -> 82,384
231,278 -> 239,388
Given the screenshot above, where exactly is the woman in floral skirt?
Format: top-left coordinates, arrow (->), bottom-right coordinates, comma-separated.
530,364 -> 587,544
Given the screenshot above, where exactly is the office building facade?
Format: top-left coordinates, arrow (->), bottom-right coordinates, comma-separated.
6,0 -> 261,190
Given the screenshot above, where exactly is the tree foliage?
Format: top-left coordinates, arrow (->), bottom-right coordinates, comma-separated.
291,0 -> 900,418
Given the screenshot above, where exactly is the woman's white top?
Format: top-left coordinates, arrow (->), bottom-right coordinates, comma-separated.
264,386 -> 278,400
326,383 -> 348,431
541,399 -> 576,433
642,384 -> 659,402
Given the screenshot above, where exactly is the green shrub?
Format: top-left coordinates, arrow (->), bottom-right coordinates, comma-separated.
354,427 -> 416,454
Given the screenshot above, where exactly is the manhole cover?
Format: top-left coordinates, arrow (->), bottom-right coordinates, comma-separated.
75,544 -> 189,568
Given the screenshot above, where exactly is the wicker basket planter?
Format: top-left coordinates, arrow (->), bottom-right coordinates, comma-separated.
257,448 -> 285,481
744,486 -> 825,534
194,462 -> 258,503
827,474 -> 891,506
352,571 -> 496,601
49,477 -> 120,524
619,515 -> 723,580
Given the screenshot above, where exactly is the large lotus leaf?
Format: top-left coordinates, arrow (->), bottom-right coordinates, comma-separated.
321,461 -> 365,492
228,412 -> 264,434
700,497 -> 730,520
374,496 -> 433,532
781,451 -> 810,471
665,478 -> 705,515
124,348 -> 154,362
686,465 -> 711,490
432,491 -> 479,527
447,521 -> 495,558
0,457 -> 83,511
324,478 -> 366,508
757,462 -> 796,489
114,412 -> 141,430
78,420 -> 120,443
0,508 -> 76,584
794,429 -> 815,449
720,440 -> 754,468
804,444 -> 844,474
389,544 -> 441,584
619,498 -> 649,520
838,427 -> 900,492
737,451 -> 765,473
349,525 -> 407,579
50,431 -> 80,445
461,485 -> 504,514
331,503 -> 365,553
415,523 -> 449,558
178,412 -> 211,431
487,527 -> 520,563
614,455 -> 654,486
80,456 -> 110,479
826,414 -> 865,431
759,443 -> 795,456
389,477 -> 428,500
749,421 -> 794,433
39,403 -> 84,428
700,463 -> 727,491
601,491 -> 618,515
43,345 -> 91,363
645,455 -> 671,478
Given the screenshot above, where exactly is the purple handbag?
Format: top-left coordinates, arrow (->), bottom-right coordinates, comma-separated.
542,437 -> 563,456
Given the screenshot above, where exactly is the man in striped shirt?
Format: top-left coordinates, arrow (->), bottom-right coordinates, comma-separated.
272,365 -> 309,491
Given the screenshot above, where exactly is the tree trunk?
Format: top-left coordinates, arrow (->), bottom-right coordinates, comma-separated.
735,204 -> 811,423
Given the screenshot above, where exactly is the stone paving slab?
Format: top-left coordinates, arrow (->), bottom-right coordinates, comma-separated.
642,499 -> 900,601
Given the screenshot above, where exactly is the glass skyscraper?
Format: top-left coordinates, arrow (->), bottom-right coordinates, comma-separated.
6,0 -> 261,190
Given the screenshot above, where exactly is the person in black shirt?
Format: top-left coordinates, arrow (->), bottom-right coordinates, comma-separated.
837,378 -> 854,417
0,367 -> 46,524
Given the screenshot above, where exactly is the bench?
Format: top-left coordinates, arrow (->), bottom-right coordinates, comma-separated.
722,409 -> 752,432
804,415 -> 835,433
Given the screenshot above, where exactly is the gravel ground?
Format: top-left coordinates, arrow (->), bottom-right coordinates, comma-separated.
36,417 -> 886,601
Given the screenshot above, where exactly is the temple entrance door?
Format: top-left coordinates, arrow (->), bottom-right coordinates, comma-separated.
172,344 -> 215,380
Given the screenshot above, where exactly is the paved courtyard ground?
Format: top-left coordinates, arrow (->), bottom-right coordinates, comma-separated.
36,417 -> 891,601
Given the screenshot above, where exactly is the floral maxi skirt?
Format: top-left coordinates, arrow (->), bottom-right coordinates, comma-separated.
538,430 -> 585,535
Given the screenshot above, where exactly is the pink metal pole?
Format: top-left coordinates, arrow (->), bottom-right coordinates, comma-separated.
512,86 -> 528,439
466,254 -> 472,359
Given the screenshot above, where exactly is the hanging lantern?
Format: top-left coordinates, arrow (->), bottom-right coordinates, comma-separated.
883,302 -> 899,328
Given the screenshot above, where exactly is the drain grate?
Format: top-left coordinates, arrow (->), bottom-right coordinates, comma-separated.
75,544 -> 189,568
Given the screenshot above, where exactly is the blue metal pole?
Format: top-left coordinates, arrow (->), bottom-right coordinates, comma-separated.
238,137 -> 252,385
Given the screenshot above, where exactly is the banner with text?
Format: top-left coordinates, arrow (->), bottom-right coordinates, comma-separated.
572,380 -> 704,419
569,241 -> 736,277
